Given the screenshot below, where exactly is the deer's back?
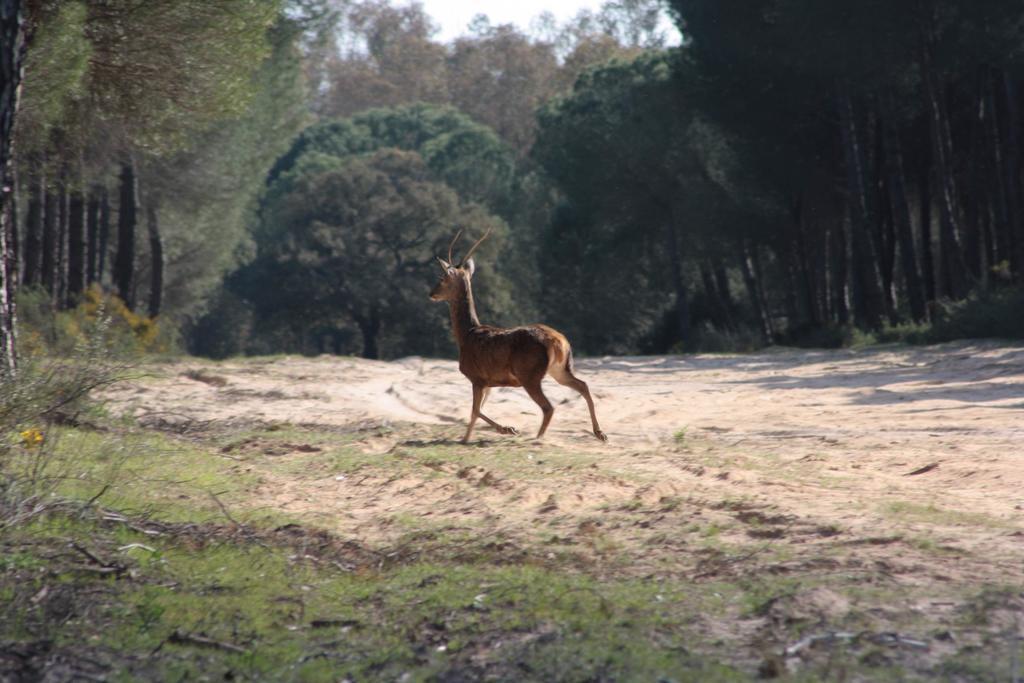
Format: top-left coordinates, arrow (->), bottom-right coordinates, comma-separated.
459,324 -> 570,387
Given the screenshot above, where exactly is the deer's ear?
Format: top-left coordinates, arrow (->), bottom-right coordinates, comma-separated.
464,259 -> 476,276
437,257 -> 451,271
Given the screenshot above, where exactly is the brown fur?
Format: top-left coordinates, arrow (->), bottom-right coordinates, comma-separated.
431,262 -> 607,443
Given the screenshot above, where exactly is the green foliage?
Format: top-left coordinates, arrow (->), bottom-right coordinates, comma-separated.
85,0 -> 282,153
267,104 -> 516,216
233,147 -> 512,358
534,52 -> 738,353
17,286 -> 171,358
199,103 -> 522,359
143,16 -> 312,320
0,329 -> 130,528
15,1 -> 91,153
0,514 -> 745,681
925,288 -> 1024,342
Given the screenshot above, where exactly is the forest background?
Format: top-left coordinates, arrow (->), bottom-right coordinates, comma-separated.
2,0 -> 1024,367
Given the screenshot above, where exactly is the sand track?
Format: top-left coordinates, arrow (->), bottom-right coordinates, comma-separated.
107,341 -> 1024,576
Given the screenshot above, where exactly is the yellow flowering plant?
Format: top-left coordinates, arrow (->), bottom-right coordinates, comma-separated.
20,428 -> 45,449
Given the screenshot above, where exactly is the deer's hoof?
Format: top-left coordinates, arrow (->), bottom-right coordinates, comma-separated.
594,430 -> 608,442
498,425 -> 519,436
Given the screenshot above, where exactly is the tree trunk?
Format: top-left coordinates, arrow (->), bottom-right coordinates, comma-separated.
921,39 -> 969,298
22,170 -> 41,286
881,106 -> 927,321
55,172 -> 67,307
0,0 -> 26,372
713,262 -> 734,311
114,161 -> 138,308
918,145 -> 937,303
146,204 -> 163,318
830,219 -> 850,324
357,309 -> 380,360
97,187 -> 110,285
836,85 -> 886,329
66,181 -> 85,307
86,186 -> 99,285
999,71 -> 1023,282
740,239 -> 773,344
41,184 -> 55,295
664,214 -> 689,346
700,259 -> 734,332
794,201 -> 821,327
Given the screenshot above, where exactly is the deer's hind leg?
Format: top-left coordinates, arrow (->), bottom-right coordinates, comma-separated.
549,364 -> 607,442
477,387 -> 519,436
522,379 -> 554,440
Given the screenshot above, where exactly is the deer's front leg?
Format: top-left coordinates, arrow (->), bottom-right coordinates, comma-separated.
477,387 -> 519,435
462,383 -> 484,443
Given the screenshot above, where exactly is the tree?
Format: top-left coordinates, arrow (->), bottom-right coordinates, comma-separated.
1,0 -> 27,372
267,103 -> 516,219
535,52 -> 726,351
447,24 -> 560,155
314,0 -> 448,118
237,148 -> 510,358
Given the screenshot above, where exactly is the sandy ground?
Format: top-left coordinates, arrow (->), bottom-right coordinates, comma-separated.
106,340 -> 1024,574
100,341 -> 1024,674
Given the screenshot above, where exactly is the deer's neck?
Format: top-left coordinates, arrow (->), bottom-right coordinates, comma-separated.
448,279 -> 481,348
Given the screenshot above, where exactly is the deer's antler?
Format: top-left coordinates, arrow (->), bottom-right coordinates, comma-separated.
461,227 -> 492,264
447,229 -> 464,267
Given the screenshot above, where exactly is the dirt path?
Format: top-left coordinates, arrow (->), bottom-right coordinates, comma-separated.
108,341 -> 1024,573
103,341 -> 1024,674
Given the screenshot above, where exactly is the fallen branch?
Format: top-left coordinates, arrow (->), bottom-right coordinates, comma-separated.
168,630 -> 247,654
206,490 -> 240,527
784,630 -> 930,658
70,542 -> 113,568
905,462 -> 939,476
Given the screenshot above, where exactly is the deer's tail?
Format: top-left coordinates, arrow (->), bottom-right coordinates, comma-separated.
546,330 -> 573,372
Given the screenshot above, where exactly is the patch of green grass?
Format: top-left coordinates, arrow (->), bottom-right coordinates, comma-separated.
673,426 -> 689,445
0,514 -> 746,681
28,426 -> 266,525
882,501 -> 1013,529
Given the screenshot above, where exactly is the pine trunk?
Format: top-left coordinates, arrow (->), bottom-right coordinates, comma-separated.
146,204 -> 163,318
114,161 -> 137,308
741,239 -> 773,343
22,170 -> 41,286
881,107 -> 927,321
999,72 -> 1023,282
836,85 -> 886,329
830,219 -> 850,324
97,187 -> 110,285
86,187 -> 99,285
41,185 -> 55,295
918,148 -> 937,303
67,182 -> 85,306
0,0 -> 25,372
664,216 -> 689,346
921,42 -> 969,298
55,174 -> 67,307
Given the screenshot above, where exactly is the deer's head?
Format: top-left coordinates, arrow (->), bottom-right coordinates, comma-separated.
430,228 -> 489,302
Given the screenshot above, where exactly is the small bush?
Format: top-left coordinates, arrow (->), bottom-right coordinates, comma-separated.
1,312 -> 132,529
17,284 -> 172,358
926,287 -> 1024,342
781,323 -> 865,349
877,287 -> 1024,345
685,322 -> 764,353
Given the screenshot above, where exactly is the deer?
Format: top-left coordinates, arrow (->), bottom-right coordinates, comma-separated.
430,229 -> 607,444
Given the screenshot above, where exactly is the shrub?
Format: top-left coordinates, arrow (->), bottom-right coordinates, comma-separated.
780,323 -> 866,349
17,285 -> 172,358
1,309 -> 132,529
925,287 -> 1024,342
685,322 -> 764,353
